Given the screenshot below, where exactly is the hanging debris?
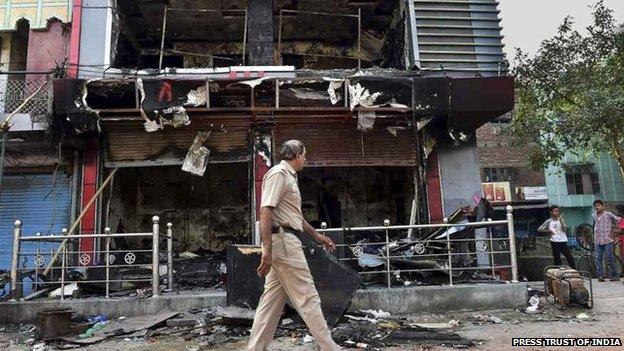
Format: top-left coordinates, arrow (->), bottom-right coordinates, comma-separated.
160,106 -> 190,128
357,111 -> 376,131
348,82 -> 381,110
53,80 -> 101,133
326,79 -> 345,105
137,79 -> 204,132
185,85 -> 208,106
181,131 -> 211,176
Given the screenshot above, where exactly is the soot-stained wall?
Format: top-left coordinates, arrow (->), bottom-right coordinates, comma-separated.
105,164 -> 250,253
298,167 -> 414,228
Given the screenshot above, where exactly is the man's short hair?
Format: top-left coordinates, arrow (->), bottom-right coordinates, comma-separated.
549,205 -> 560,212
279,140 -> 305,160
593,199 -> 604,206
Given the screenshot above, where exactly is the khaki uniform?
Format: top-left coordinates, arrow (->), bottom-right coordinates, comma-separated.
248,160 -> 339,351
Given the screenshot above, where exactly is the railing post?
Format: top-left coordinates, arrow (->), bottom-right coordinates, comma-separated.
104,227 -> 111,298
60,228 -> 68,300
254,221 -> 261,246
506,205 -> 518,283
10,220 -> 22,300
152,216 -> 160,297
384,219 -> 391,289
487,218 -> 496,277
444,217 -> 453,286
167,222 -> 173,291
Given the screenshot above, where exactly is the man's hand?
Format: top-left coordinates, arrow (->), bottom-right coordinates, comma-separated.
257,207 -> 274,277
257,248 -> 272,277
314,233 -> 336,253
302,220 -> 335,252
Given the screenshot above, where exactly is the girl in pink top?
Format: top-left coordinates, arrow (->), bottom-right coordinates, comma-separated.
617,205 -> 624,266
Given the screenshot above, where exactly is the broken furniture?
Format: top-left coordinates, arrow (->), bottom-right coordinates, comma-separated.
543,266 -> 593,308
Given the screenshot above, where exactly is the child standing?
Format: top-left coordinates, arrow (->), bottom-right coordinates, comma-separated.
538,205 -> 576,268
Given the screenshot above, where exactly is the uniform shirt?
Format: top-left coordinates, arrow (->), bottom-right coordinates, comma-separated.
592,211 -> 621,245
260,160 -> 304,232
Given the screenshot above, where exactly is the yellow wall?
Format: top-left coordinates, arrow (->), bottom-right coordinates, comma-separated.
0,0 -> 71,31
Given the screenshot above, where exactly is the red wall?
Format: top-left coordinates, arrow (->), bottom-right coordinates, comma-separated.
79,139 -> 98,256
26,20 -> 70,82
426,150 -> 444,223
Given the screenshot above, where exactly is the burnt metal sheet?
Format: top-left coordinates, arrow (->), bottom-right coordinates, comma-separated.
274,119 -> 417,167
349,76 -> 412,107
101,119 -> 251,166
412,77 -> 450,118
227,242 -> 362,326
53,79 -> 100,133
448,76 -> 514,135
279,80 -> 337,107
226,246 -> 264,310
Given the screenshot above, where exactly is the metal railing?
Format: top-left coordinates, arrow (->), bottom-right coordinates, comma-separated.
315,206 -> 519,287
0,74 -> 52,117
9,216 -> 174,300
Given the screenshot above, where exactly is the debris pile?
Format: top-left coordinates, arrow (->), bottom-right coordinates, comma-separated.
174,253 -> 227,289
338,198 -> 508,288
0,307 -> 478,350
331,310 -> 474,349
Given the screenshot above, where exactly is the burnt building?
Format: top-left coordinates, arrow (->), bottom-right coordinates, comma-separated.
47,0 -> 513,259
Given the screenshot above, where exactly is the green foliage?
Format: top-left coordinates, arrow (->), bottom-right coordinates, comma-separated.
509,1 -> 624,177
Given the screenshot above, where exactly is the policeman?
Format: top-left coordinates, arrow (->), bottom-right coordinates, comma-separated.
248,140 -> 340,351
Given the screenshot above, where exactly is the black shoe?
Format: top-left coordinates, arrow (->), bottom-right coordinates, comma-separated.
610,277 -> 620,282
598,277 -> 605,282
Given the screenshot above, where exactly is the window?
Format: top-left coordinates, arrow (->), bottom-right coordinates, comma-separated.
565,164 -> 601,195
483,167 -> 515,182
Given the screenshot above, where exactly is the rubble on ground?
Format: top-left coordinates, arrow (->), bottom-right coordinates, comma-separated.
0,306 -> 479,350
0,292 -> 604,350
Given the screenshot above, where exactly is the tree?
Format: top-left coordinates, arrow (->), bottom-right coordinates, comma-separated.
509,1 -> 624,180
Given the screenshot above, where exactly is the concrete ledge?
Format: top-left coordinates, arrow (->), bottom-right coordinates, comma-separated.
350,283 -> 528,314
0,283 -> 528,324
0,291 -> 226,325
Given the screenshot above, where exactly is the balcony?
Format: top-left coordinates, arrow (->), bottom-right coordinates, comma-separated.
0,75 -> 52,131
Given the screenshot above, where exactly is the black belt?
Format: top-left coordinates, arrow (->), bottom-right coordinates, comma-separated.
272,226 -> 303,236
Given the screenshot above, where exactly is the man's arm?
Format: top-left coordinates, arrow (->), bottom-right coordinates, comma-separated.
256,207 -> 274,277
256,172 -> 287,277
537,219 -> 552,235
302,220 -> 336,252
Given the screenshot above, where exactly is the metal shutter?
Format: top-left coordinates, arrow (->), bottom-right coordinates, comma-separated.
0,173 -> 72,295
274,119 -> 417,167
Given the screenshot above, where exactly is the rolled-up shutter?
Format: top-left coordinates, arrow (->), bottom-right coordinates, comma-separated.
274,118 -> 417,167
102,119 -> 251,167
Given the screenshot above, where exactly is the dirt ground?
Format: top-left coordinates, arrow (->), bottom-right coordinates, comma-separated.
1,280 -> 622,351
